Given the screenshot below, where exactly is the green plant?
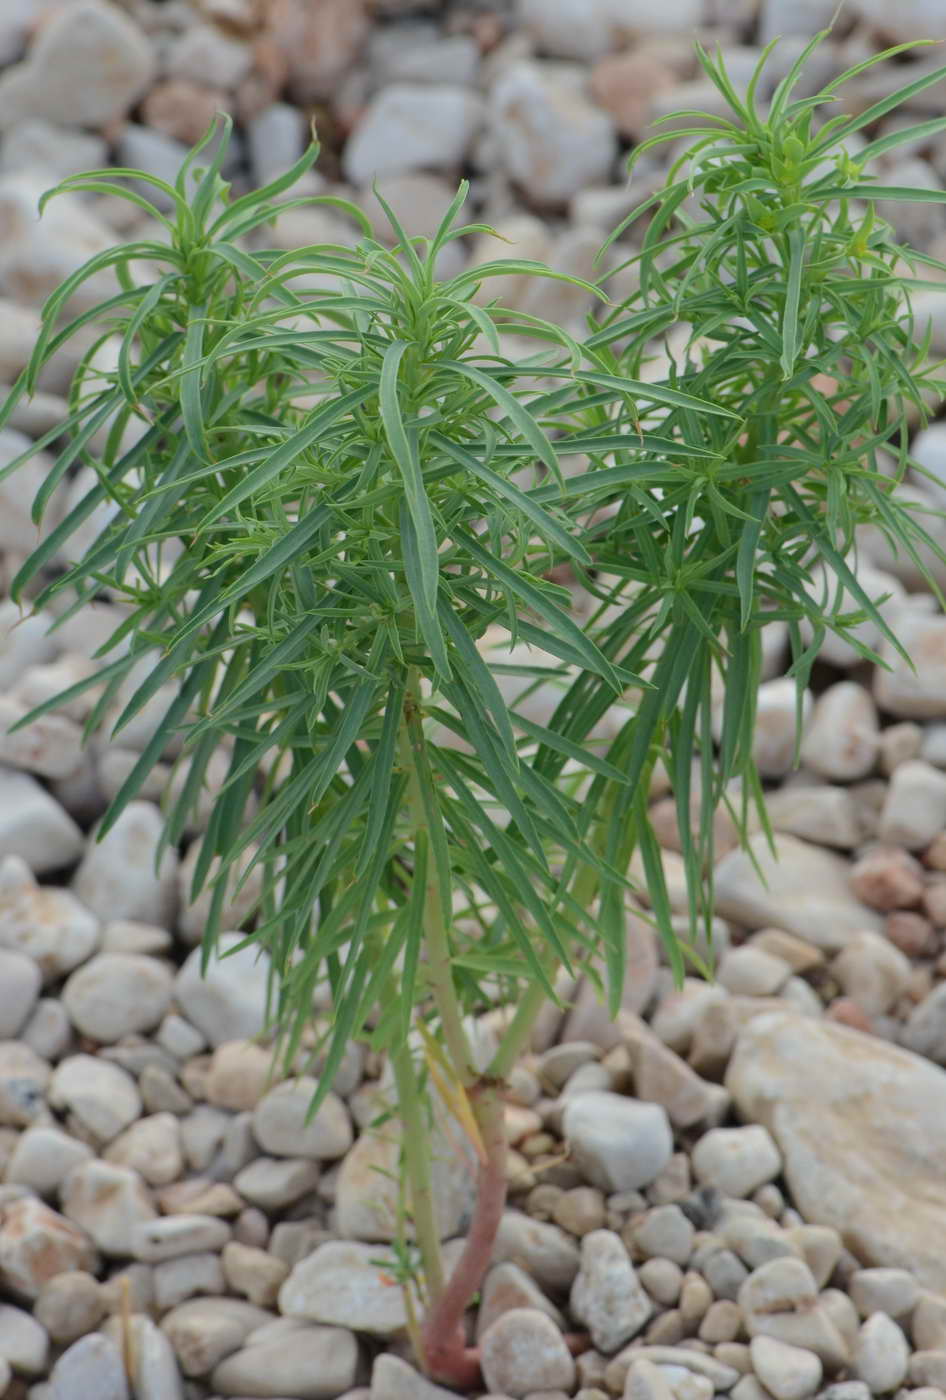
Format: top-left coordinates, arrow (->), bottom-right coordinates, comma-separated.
1,31 -> 945,1385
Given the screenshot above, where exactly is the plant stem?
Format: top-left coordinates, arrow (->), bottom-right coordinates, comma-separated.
491,846 -> 603,1079
490,977 -> 550,1080
389,1038 -> 444,1303
420,1080 -> 508,1388
400,669 -> 475,1086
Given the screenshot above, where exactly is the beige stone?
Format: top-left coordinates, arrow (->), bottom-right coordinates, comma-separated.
714,834 -> 882,949
728,1011 -> 946,1293
0,1197 -> 97,1300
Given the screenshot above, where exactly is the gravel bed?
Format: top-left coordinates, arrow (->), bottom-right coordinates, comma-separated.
3,3 -> 946,1399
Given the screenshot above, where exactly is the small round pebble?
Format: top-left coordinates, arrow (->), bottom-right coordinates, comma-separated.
854,1312 -> 910,1394
62,953 -> 173,1042
34,1271 -> 105,1345
562,1093 -> 673,1192
553,1186 -> 606,1237
480,1309 -> 576,1398
692,1126 -> 782,1199
750,1335 -> 822,1400
639,1258 -> 684,1306
701,1300 -> 744,1344
850,1268 -> 919,1321
633,1205 -> 695,1266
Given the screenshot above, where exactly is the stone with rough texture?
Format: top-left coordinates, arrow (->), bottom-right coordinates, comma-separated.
5,1126 -> 93,1198
728,1011 -> 946,1293
0,1299 -> 48,1374
591,48 -> 678,141
850,846 -> 925,912
131,1214 -> 230,1263
233,1155 -> 319,1211
335,1111 -> 474,1242
875,614 -> 946,719
764,784 -> 864,851
72,803 -> 178,929
102,1313 -> 184,1400
48,1333 -> 129,1400
62,953 -> 173,1043
267,0 -> 370,103
175,933 -> 272,1047
0,856 -> 96,980
221,1240 -> 287,1308
0,945 -> 39,1037
246,102 -> 306,188
518,0 -> 702,59
831,932 -> 910,1019
160,1296 -> 271,1378
0,1197 -> 97,1300
902,983 -> 946,1064
0,601 -> 56,690
205,1040 -> 275,1112
0,173 -> 116,311
570,1230 -> 653,1354
371,1352 -> 460,1400
177,839 -> 263,945
0,1040 -> 50,1129
749,679 -> 812,779
913,1295 -> 946,1350
60,1161 -> 156,1257
714,834 -> 882,949
480,1308 -> 576,1398
692,1126 -> 782,1199
48,1055 -> 141,1144
624,1357 -> 676,1400
105,1115 -> 183,1188
563,1092 -> 672,1191
34,1271 -> 105,1345
853,1313 -> 910,1393
740,1259 -> 848,1368
492,1213 -> 580,1292
0,2 -> 154,130
489,61 -> 617,207
851,0 -> 945,41
749,1336 -> 822,1400
606,1345 -> 740,1395
252,1077 -> 352,1160
166,22 -> 252,89
477,1262 -> 565,1340
0,694 -> 81,779
562,916 -> 659,1048
343,84 -> 483,183
621,1014 -> 729,1129
141,80 -> 228,148
210,1324 -> 358,1397
717,948 -> 792,997
879,760 -> 946,849
849,1268 -> 918,1321
800,682 -> 880,782
0,768 -> 83,874
279,1241 -> 408,1336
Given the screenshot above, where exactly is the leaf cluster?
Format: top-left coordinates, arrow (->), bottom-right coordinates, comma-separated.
1,35 -> 945,1092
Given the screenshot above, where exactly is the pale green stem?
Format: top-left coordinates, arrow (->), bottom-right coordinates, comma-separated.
390,1038 -> 444,1303
490,855 -> 602,1080
400,669 -> 475,1086
489,977 -> 549,1081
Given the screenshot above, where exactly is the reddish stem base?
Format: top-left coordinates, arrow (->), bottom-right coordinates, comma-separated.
420,1087 -> 508,1389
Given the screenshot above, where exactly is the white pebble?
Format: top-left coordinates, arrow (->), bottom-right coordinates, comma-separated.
692,1126 -> 782,1199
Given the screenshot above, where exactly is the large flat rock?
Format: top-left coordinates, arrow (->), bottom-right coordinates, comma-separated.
714,833 -> 882,950
727,1010 -> 946,1294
